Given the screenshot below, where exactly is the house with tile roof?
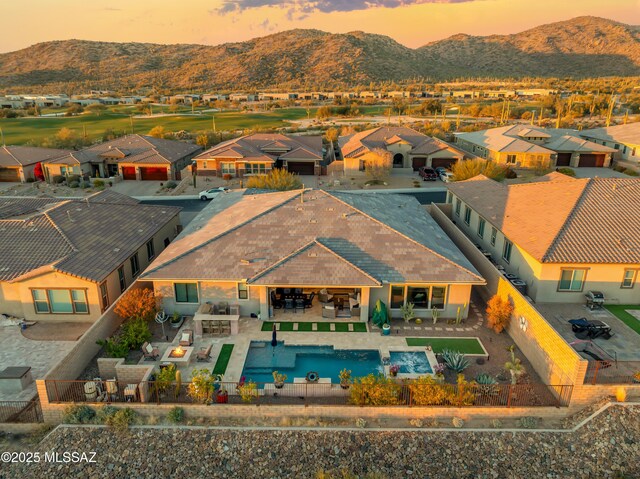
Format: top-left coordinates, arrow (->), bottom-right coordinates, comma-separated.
446,173 -> 640,304
194,133 -> 325,177
141,189 -> 485,322
0,191 -> 181,322
44,134 -> 202,182
454,124 -> 615,169
339,126 -> 470,175
0,146 -> 71,182
579,122 -> 640,166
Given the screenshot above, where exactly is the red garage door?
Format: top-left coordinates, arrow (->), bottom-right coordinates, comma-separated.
287,162 -> 315,175
412,157 -> 426,171
431,158 -> 457,169
578,154 -> 605,167
121,166 -> 136,180
556,153 -> 572,167
140,167 -> 168,181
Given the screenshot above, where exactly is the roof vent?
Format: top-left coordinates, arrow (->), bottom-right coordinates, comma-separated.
295,206 -> 303,211
341,213 -> 348,219
309,219 -> 317,224
240,259 -> 251,265
308,252 -> 318,257
326,207 -> 335,211
113,248 -> 120,252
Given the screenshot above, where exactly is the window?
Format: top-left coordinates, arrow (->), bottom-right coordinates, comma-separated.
246,163 -> 266,175
407,286 -> 429,308
221,162 -> 235,175
100,282 -> 109,312
455,198 -> 461,216
622,269 -> 637,289
446,192 -> 452,204
390,285 -> 404,309
431,286 -> 446,310
202,161 -> 207,169
359,160 -> 366,172
146,240 -> 155,261
477,218 -> 485,238
32,289 -> 88,314
506,154 -> 516,164
558,269 -> 586,292
60,166 -> 68,176
130,253 -> 140,277
464,206 -> 471,225
502,239 -> 513,263
164,237 -> 171,247
490,227 -> 497,246
174,283 -> 198,303
118,266 -> 126,293
237,282 -> 249,300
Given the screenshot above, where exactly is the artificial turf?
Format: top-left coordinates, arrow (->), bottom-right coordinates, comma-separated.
605,305 -> 640,335
212,344 -> 234,375
405,337 -> 485,354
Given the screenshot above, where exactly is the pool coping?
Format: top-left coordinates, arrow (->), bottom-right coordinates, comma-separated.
404,336 -> 489,358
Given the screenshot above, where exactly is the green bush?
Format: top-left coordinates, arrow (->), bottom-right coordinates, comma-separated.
68,181 -> 79,188
165,181 -> 178,189
96,336 -> 129,358
79,181 -> 91,189
95,405 -> 118,424
120,318 -> 151,350
52,175 -> 65,184
67,174 -> 80,183
557,167 -> 576,177
105,408 -> 137,432
408,375 -> 452,406
63,404 -> 96,424
93,179 -> 105,188
503,167 -> 517,179
349,374 -> 401,406
167,407 -> 185,424
624,169 -> 639,177
26,177 -> 36,183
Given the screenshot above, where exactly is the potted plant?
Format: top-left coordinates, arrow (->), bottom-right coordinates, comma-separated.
170,311 -> 184,329
339,369 -> 352,389
216,385 -> 229,403
305,371 -> 319,383
433,363 -> 445,383
382,322 -> 391,336
389,364 -> 400,377
272,371 -> 287,389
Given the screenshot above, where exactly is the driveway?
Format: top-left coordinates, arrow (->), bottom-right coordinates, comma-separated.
110,180 -> 164,196
572,168 -> 629,179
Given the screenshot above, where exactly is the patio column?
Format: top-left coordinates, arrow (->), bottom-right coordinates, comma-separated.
258,287 -> 269,320
359,288 -> 370,322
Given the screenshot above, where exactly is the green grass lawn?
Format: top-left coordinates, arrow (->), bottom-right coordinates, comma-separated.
212,344 -> 234,376
405,337 -> 486,354
605,305 -> 640,335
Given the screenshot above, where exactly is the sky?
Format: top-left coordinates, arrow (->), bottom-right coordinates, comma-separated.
1,0 -> 639,53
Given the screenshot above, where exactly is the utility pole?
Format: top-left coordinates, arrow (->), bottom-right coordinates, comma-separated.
130,115 -> 134,134
212,115 -> 216,133
538,106 -> 543,126
530,110 -> 535,126
0,127 -> 4,146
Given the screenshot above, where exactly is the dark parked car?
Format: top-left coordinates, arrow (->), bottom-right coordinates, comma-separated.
434,167 -> 446,177
419,167 -> 437,181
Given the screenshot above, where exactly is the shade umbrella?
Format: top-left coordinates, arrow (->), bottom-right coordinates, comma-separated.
271,323 -> 278,347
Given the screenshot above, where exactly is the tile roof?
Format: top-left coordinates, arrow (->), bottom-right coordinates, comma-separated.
543,135 -> 615,153
142,189 -> 484,286
455,125 -> 555,154
341,126 -> 446,158
447,174 -> 640,264
0,191 -> 180,282
195,133 -> 322,163
0,146 -> 71,168
45,151 -> 93,165
580,122 -> 640,145
0,197 -> 65,220
78,135 -> 201,165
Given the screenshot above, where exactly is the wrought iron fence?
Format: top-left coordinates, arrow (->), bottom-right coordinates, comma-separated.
0,399 -> 43,423
44,379 -> 572,408
584,361 -> 640,385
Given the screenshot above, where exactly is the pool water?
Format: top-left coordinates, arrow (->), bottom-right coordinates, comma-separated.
389,351 -> 433,374
241,341 -> 383,383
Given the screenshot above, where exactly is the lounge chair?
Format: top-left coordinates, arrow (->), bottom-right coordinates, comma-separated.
196,344 -> 212,362
304,292 -> 315,308
179,329 -> 193,347
318,289 -> 333,304
141,342 -> 159,361
322,304 -> 337,319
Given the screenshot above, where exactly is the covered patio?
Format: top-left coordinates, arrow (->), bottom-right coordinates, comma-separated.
269,287 -> 365,321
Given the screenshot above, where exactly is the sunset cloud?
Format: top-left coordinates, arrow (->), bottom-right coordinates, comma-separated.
218,0 -> 476,15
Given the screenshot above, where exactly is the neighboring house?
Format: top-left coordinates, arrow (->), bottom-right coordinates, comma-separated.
455,125 -> 615,168
194,133 -> 325,177
339,126 -> 469,175
0,146 -> 71,182
42,151 -> 93,181
0,190 -> 181,323
446,173 -> 640,304
579,123 -> 640,165
141,189 -> 484,322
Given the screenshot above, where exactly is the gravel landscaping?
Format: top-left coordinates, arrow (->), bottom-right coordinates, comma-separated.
3,405 -> 639,478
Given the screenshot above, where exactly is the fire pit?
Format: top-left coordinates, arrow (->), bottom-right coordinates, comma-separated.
161,346 -> 194,364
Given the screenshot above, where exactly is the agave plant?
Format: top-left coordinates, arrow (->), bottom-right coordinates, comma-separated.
475,373 -> 499,395
441,349 -> 469,373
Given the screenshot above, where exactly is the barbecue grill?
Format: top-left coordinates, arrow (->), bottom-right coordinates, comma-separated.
585,291 -> 605,310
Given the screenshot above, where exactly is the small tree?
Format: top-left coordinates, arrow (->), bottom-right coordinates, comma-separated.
324,127 -> 339,143
86,103 -> 107,116
114,288 -> 160,322
148,125 -> 167,138
245,169 -> 302,191
452,159 -> 507,182
485,295 -> 514,333
365,148 -> 392,182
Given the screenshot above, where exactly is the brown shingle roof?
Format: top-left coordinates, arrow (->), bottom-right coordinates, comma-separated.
341,126 -> 431,158
0,146 -> 71,167
80,135 -> 201,165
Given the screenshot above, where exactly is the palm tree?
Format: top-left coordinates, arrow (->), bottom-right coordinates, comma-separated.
504,345 -> 525,385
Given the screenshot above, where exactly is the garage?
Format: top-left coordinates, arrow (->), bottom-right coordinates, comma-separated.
140,167 -> 169,181
121,166 -> 136,180
556,153 -> 572,167
287,161 -> 315,175
431,158 -> 458,169
0,167 -> 20,182
578,154 -> 605,168
411,157 -> 426,171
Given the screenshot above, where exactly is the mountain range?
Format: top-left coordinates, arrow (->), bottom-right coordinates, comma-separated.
0,16 -> 638,92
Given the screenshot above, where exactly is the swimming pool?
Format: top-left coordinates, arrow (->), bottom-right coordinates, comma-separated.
241,341 -> 383,383
389,351 -> 434,374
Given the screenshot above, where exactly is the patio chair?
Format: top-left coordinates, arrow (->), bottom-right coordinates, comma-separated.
295,298 -> 305,313
304,292 -> 315,308
217,301 -> 229,315
179,329 -> 193,347
196,343 -> 212,362
284,298 -> 294,311
322,304 -> 337,319
319,289 -> 333,304
271,291 -> 284,309
141,342 -> 160,361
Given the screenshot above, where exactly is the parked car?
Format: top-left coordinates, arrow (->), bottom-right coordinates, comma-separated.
419,167 -> 437,181
199,186 -> 229,200
434,167 -> 446,177
439,171 -> 455,182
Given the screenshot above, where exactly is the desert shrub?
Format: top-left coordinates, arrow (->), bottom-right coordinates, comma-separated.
105,408 -> 137,432
503,167 -> 518,179
63,404 -> 96,424
26,177 -> 36,183
409,418 -> 423,428
96,336 -> 129,358
93,179 -> 105,188
246,169 -> 302,191
167,407 -> 185,424
441,349 -> 469,373
165,180 -> 177,189
449,374 -> 476,407
349,374 -> 400,406
187,369 -> 215,404
475,373 -> 499,395
114,288 -> 160,322
452,159 -> 506,182
52,175 -> 65,184
222,173 -> 232,181
79,181 -> 91,189
68,181 -> 79,188
67,174 -> 80,183
95,405 -> 118,424
237,381 -> 258,403
490,419 -> 503,428
486,295 -> 514,333
518,416 -> 539,429
624,168 -> 639,176
452,417 -> 464,428
120,318 -> 152,349
408,375 -> 451,406
355,418 -> 367,428
364,148 -> 392,182
557,167 -> 576,177
613,165 -> 626,172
